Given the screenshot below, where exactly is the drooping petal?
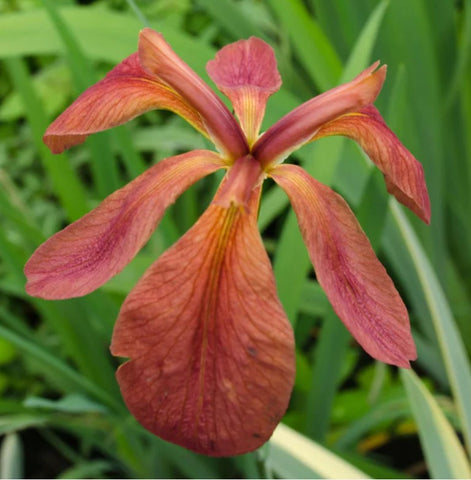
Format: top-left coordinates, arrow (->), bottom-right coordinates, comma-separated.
110,187 -> 295,457
253,62 -> 386,167
206,37 -> 281,146
44,53 -> 209,154
139,29 -> 248,160
270,164 -> 416,368
312,105 -> 431,223
25,150 -> 225,299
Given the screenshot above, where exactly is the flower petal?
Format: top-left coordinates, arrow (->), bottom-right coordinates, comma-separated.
270,164 -> 416,368
25,150 -> 224,299
44,53 -> 209,154
312,105 -> 431,223
139,29 -> 248,160
206,37 -> 281,145
253,62 -> 386,167
110,187 -> 295,456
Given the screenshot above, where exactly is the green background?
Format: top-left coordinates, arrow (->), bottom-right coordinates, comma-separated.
0,0 -> 470,478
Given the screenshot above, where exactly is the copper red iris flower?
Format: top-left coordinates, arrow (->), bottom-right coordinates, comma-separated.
24,30 -> 431,457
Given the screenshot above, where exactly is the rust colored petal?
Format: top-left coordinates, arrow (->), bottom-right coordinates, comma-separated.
111,187 -> 295,456
270,164 -> 416,368
207,37 -> 281,146
44,53 -> 209,154
253,62 -> 386,167
312,105 -> 431,223
25,150 -> 224,299
139,29 -> 248,160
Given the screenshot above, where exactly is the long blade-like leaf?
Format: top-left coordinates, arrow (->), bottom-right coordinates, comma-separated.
269,423 -> 369,479
401,369 -> 471,479
391,201 -> 471,455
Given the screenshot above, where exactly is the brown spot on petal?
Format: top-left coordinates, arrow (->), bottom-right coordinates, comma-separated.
247,347 -> 258,357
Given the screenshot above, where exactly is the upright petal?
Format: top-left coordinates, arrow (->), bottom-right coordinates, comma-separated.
253,62 -> 386,167
25,150 -> 224,299
44,53 -> 209,154
111,187 -> 295,457
270,164 -> 416,367
139,29 -> 248,160
312,105 -> 431,223
207,37 -> 281,146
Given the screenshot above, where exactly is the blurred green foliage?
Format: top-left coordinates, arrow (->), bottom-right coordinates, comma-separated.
0,0 -> 470,478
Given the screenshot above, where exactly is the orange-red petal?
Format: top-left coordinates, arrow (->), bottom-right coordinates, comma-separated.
110,187 -> 295,456
253,62 -> 386,167
312,105 -> 431,223
270,164 -> 416,368
25,150 -> 224,299
43,53 -> 209,154
206,37 -> 281,146
139,29 -> 248,160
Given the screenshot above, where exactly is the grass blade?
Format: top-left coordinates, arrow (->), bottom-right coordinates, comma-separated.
391,201 -> 471,454
0,433 -> 23,480
0,323 -> 122,413
269,423 -> 369,479
269,0 -> 342,90
3,57 -> 88,221
40,0 -> 121,197
401,369 -> 471,478
305,311 -> 350,441
339,0 -> 389,83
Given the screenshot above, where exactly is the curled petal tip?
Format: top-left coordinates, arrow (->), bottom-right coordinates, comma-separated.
313,105 -> 431,223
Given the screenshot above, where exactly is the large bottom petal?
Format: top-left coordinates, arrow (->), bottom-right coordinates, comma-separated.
110,187 -> 295,456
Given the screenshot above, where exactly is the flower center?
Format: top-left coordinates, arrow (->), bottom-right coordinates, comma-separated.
214,155 -> 263,209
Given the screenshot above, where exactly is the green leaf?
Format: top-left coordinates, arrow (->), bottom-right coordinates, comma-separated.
196,0 -> 263,40
269,0 -> 342,90
391,201 -> 471,454
57,460 -> 114,480
401,369 -> 471,479
269,423 -> 369,479
0,323 -> 122,413
24,394 -> 107,414
40,0 -> 121,197
339,0 -> 389,83
0,433 -> 23,479
3,57 -> 89,221
0,415 -> 49,436
304,311 -> 350,442
445,0 -> 471,107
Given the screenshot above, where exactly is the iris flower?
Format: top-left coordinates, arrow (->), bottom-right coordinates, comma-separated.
25,30 -> 430,456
